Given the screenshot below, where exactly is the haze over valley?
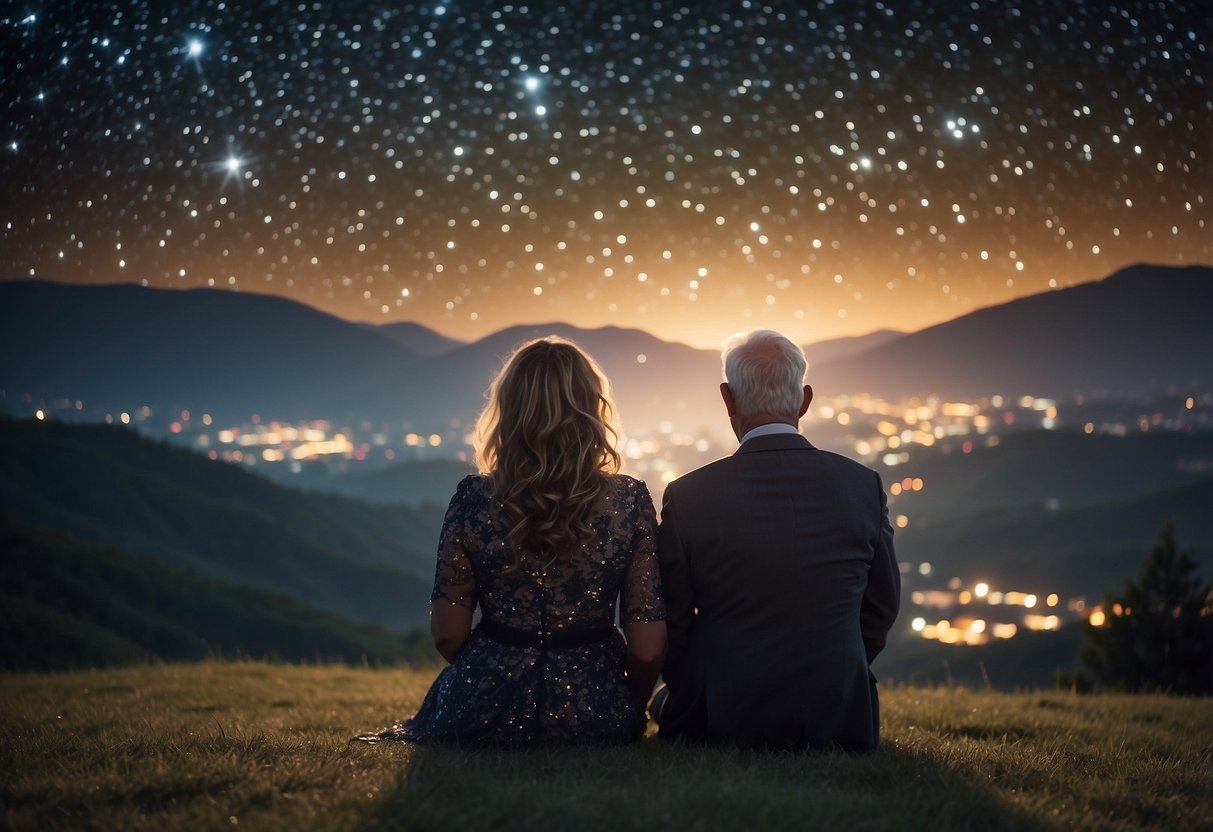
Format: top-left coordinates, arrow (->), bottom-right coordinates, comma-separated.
2,263 -> 1210,683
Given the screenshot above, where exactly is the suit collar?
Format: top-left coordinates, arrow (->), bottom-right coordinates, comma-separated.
734,433 -> 815,454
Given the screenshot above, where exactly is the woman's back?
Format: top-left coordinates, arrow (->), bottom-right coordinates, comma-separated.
363,471 -> 662,746
436,473 -> 662,634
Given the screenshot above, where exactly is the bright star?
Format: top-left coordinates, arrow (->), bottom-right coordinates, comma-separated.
188,39 -> 203,57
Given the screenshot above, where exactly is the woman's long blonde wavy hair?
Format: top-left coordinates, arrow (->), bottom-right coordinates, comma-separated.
474,337 -> 622,571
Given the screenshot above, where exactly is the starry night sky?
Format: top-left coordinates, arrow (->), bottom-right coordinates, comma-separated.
2,1 -> 1209,347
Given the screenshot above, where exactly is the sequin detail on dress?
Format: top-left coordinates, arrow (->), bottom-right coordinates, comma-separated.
360,473 -> 664,746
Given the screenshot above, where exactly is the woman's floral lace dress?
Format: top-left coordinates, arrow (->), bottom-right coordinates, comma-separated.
365,473 -> 664,746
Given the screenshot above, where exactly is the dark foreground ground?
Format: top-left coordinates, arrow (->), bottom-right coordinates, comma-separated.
2,662 -> 1211,831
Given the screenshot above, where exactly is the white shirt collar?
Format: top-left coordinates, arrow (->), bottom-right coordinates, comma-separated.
739,422 -> 800,445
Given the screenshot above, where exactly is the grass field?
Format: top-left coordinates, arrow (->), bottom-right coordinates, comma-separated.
2,662 -> 1211,831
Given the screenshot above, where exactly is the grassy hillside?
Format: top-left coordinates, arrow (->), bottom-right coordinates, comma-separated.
872,429 -> 1213,598
0,517 -> 436,671
879,624 -> 1087,690
2,663 -> 1210,831
892,429 -> 1213,516
0,418 -> 444,629
896,478 -> 1213,597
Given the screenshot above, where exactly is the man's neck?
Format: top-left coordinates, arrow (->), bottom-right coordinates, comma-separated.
738,422 -> 800,444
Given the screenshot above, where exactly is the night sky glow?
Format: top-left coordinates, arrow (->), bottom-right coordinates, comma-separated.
2,1 -> 1209,347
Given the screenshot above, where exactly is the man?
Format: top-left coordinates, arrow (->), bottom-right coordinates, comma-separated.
654,329 -> 900,751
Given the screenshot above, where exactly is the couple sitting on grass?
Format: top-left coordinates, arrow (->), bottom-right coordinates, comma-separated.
359,329 -> 900,752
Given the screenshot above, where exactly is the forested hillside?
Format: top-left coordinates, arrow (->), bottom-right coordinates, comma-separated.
0,518 -> 435,670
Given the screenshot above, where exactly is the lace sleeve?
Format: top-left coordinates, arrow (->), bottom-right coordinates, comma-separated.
429,475 -> 477,608
620,478 -> 666,623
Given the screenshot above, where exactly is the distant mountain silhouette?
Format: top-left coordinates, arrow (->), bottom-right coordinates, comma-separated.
0,418 -> 442,629
0,281 -> 727,433
384,322 -> 725,436
801,329 -> 904,369
0,281 -> 423,421
809,264 -> 1213,397
370,321 -> 464,357
3,264 -> 1209,430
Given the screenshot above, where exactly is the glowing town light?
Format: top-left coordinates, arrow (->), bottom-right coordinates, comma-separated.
974,582 -> 989,598
188,39 -> 203,57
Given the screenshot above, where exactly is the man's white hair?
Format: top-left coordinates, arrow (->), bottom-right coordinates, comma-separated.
721,329 -> 807,419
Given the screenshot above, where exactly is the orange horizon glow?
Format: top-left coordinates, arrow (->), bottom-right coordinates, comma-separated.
29,253 -> 1204,351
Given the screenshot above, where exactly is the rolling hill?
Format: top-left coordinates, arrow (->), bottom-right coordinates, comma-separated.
882,428 -> 1213,597
895,477 -> 1213,599
296,457 -> 476,507
0,417 -> 443,630
889,428 -> 1213,516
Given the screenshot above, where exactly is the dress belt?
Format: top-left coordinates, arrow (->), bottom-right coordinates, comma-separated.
476,618 -> 617,650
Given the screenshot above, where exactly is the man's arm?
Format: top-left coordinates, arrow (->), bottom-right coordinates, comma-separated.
860,472 -> 901,664
656,486 -> 694,685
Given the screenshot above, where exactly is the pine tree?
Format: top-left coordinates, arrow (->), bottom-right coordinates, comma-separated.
1080,523 -> 1213,694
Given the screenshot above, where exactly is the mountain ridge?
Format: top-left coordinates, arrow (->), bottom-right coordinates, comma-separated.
2,263 -> 1210,431
809,263 -> 1212,397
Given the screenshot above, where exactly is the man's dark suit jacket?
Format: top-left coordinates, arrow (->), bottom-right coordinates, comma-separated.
656,432 -> 900,751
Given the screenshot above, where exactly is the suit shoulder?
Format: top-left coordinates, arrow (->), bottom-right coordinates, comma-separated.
810,453 -> 887,499
816,447 -> 876,472
666,454 -> 736,490
812,448 -> 882,482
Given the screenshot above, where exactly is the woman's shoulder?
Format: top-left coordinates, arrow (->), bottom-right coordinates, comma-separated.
603,473 -> 654,503
450,473 -> 493,503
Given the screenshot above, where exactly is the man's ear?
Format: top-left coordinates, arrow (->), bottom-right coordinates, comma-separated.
720,382 -> 737,417
799,385 -> 814,418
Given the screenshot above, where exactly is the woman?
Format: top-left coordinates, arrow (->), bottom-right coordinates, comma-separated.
361,337 -> 666,745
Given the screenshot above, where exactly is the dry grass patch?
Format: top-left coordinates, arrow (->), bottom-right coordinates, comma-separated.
2,663 -> 1210,831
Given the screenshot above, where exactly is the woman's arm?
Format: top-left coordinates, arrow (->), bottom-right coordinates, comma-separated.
428,476 -> 478,664
623,620 -> 667,709
620,478 -> 668,710
430,599 -> 474,664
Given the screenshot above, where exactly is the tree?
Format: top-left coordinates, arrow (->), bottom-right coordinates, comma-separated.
1080,523 -> 1213,694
